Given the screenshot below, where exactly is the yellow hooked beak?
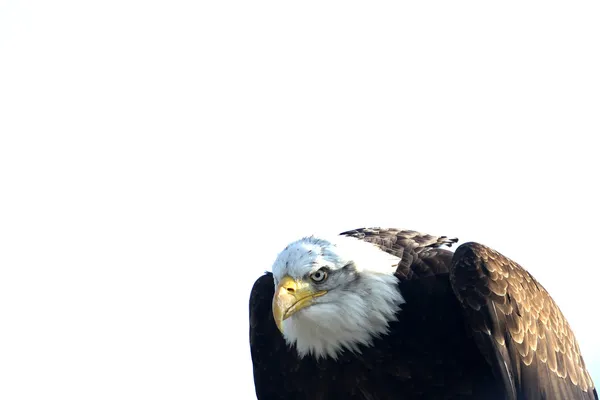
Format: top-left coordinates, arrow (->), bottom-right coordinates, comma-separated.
272,275 -> 327,334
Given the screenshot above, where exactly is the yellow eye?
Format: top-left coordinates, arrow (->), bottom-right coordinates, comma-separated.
310,269 -> 327,283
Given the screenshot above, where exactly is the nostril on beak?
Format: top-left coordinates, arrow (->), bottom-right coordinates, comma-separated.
286,287 -> 295,294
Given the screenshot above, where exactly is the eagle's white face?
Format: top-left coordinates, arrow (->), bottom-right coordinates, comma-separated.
271,235 -> 405,359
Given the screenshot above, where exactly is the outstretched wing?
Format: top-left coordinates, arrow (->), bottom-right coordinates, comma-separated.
450,242 -> 597,400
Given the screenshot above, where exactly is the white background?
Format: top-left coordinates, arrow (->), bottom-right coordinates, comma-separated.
1,1 -> 598,398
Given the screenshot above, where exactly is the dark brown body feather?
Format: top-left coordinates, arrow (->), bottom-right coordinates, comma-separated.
249,228 -> 597,399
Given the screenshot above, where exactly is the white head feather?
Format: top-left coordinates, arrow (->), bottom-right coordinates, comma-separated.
271,235 -> 405,359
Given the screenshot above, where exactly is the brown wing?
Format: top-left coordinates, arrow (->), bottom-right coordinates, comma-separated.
340,227 -> 458,280
450,242 -> 597,400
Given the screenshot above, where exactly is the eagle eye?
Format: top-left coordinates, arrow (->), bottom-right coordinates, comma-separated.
310,269 -> 328,283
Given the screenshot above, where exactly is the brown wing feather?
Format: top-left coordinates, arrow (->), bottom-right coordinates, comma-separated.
340,227 -> 458,280
450,242 -> 597,400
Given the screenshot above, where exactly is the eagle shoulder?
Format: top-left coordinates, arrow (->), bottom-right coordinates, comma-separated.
340,227 -> 457,280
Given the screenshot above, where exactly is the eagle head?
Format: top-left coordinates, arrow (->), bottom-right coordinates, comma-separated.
271,235 -> 405,359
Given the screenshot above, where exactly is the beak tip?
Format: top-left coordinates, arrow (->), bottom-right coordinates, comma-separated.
275,320 -> 284,334
272,300 -> 284,335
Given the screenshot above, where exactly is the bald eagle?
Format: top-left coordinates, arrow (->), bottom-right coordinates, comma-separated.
249,228 -> 597,399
